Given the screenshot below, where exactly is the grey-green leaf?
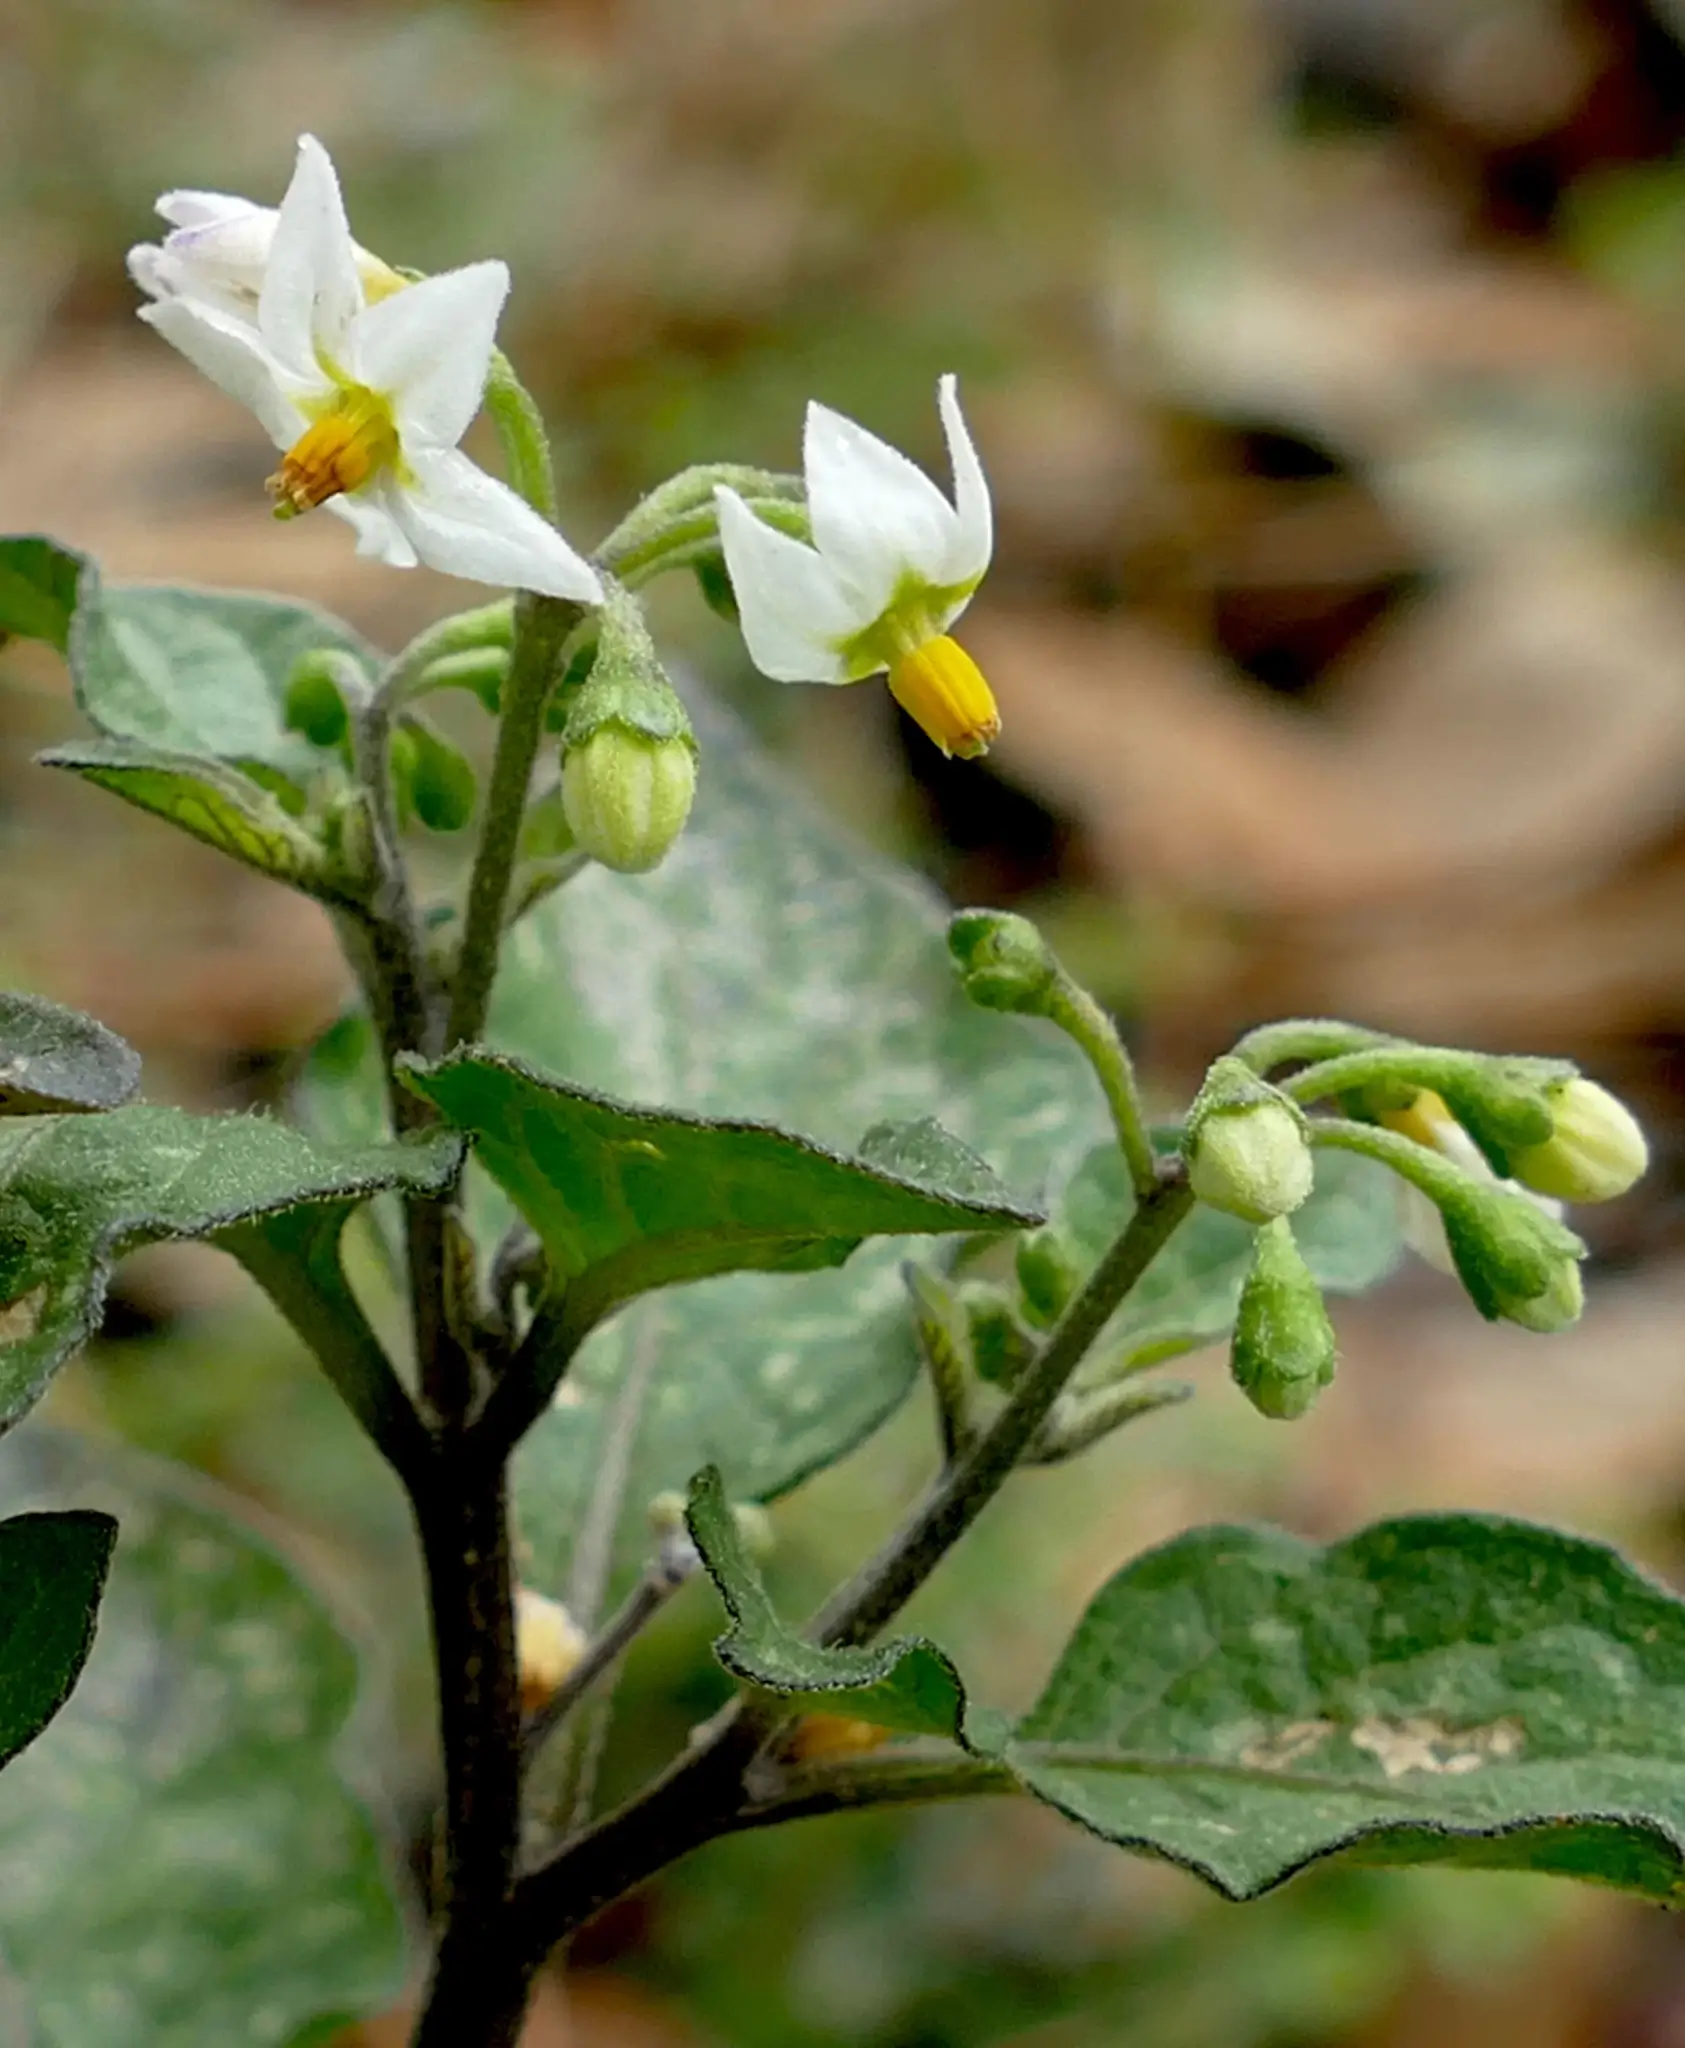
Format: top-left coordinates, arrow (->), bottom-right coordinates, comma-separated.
0,1429 -> 406,2046
306,681 -> 1107,1604
38,743 -> 352,901
0,994 -> 140,1116
0,1510 -> 114,1771
0,537 -> 83,653
68,575 -> 374,791
1008,1513 -> 1685,1903
686,1465 -> 964,1738
1057,1141 -> 1402,1369
402,1051 -> 1041,1352
0,1109 -> 460,1432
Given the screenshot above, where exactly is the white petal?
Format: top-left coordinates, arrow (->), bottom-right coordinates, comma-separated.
127,243 -> 172,300
258,135 -> 363,381
139,296 -> 309,449
387,447 -> 603,600
803,398 -> 961,616
352,262 -> 507,448
326,485 -> 420,568
935,373 -> 992,586
156,190 -> 268,231
715,487 -> 860,683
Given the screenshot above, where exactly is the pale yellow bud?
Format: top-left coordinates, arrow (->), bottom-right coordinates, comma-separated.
515,1587 -> 588,1716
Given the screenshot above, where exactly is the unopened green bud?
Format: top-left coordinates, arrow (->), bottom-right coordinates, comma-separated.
401,718 -> 477,833
1015,1227 -> 1080,1329
1185,1058 -> 1314,1225
1438,1179 -> 1587,1331
562,725 -> 696,873
1230,1217 -> 1336,1421
960,1281 -> 1036,1387
283,652 -> 353,750
947,910 -> 1060,1015
1508,1078 -> 1649,1205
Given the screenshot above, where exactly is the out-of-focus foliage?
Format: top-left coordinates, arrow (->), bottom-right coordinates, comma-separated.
10,1 -> 1685,2044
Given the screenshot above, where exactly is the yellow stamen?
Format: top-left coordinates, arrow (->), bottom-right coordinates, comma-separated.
267,386 -> 398,519
887,634 -> 1000,759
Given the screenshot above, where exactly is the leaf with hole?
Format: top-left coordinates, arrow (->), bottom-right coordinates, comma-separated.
0,1429 -> 406,2046
1005,1514 -> 1685,1902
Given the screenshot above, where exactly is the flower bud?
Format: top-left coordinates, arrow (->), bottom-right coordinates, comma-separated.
1508,1078 -> 1649,1205
1185,1058 -> 1313,1225
561,724 -> 696,874
960,1280 -> 1036,1386
1015,1227 -> 1080,1329
515,1587 -> 587,1717
1230,1217 -> 1336,1421
1437,1178 -> 1587,1332
946,909 -> 1060,1015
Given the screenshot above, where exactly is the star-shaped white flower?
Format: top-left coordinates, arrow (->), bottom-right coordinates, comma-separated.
133,136 -> 602,603
714,377 -> 999,757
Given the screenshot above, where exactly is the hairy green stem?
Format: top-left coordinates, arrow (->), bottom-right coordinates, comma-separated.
445,593 -> 585,1055
732,1748 -> 1016,1832
1228,1018 -> 1395,1076
484,349 -> 558,523
814,1161 -> 1193,1648
1047,983 -> 1158,1198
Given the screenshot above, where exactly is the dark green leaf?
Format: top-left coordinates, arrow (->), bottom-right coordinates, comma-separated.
403,1051 -> 1040,1349
0,1428 -> 406,2045
1008,1514 -> 1685,1902
0,1510 -> 114,1770
0,993 -> 140,1116
37,743 -> 352,901
686,1465 -> 964,1738
0,1109 -> 460,1431
0,538 -> 83,653
1057,1141 -> 1402,1369
67,569 -> 373,794
306,681 -> 1108,1603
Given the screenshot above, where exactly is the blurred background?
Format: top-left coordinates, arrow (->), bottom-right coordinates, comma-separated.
8,0 -> 1685,2040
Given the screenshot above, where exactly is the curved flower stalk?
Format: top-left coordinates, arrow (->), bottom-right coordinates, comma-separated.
715,377 -> 998,758
131,136 -> 601,602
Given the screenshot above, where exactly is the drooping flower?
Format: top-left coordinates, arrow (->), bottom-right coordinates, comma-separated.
1383,1089 -> 1564,1275
132,136 -> 602,603
714,378 -> 998,757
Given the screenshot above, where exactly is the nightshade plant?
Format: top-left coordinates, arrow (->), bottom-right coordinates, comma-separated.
0,135 -> 1668,2047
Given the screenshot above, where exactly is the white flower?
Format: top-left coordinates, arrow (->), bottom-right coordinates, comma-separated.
714,377 -> 998,757
129,187 -> 403,322
133,136 -> 601,603
1386,1090 -> 1565,1276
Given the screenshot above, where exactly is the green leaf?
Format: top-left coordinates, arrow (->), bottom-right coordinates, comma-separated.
0,1109 -> 460,1432
1056,1141 -> 1401,1368
66,571 -> 374,793
306,682 -> 1109,1603
402,1051 -> 1040,1352
0,993 -> 139,1116
37,743 -> 351,902
0,537 -> 83,653
1007,1514 -> 1685,1903
0,1428 -> 405,2045
686,1465 -> 964,1738
0,1510 -> 114,1771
